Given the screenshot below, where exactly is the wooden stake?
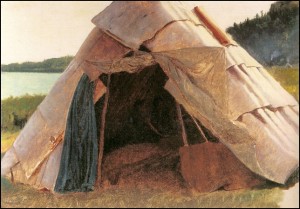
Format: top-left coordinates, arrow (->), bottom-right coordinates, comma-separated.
10,168 -> 14,184
191,116 -> 209,143
176,102 -> 188,146
9,161 -> 20,184
95,74 -> 111,188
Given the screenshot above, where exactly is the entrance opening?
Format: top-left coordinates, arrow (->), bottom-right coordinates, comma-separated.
94,64 -> 218,187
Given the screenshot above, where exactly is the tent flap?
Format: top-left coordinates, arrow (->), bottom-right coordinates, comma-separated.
153,47 -> 227,112
81,29 -> 131,81
153,49 -> 299,184
86,51 -> 156,74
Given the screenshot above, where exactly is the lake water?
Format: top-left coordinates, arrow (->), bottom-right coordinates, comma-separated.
1,72 -> 62,100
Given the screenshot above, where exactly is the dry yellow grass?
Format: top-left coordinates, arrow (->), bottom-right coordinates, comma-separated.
1,132 -> 19,153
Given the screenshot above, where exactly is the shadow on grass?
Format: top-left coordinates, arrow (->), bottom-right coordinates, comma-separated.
1,168 -> 288,208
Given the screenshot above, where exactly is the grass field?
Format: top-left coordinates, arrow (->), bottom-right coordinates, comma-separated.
0,177 -> 285,208
1,67 -> 299,208
267,67 -> 299,101
1,94 -> 45,133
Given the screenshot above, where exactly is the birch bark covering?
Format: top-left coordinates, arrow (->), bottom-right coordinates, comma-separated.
1,1 -> 298,191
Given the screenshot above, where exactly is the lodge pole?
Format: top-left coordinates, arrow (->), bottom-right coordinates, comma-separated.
95,74 -> 111,188
191,116 -> 209,142
176,102 -> 188,146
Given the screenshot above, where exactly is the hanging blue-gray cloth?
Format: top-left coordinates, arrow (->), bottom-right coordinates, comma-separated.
54,74 -> 98,193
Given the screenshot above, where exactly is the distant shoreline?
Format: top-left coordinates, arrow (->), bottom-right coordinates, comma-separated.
1,70 -> 62,73
1,56 -> 73,74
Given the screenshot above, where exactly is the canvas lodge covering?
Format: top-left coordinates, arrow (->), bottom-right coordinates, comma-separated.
1,1 -> 298,192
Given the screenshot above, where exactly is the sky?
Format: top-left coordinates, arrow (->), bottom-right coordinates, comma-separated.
1,1 -> 275,64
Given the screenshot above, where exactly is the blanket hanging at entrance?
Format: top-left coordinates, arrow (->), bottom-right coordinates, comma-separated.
54,74 -> 98,193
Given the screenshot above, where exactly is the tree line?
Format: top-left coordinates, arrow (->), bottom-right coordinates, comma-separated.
1,56 -> 74,73
226,1 -> 299,66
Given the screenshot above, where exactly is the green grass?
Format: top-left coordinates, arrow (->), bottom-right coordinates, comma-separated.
267,67 -> 299,101
1,94 -> 45,152
1,94 -> 45,132
0,177 -> 284,208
